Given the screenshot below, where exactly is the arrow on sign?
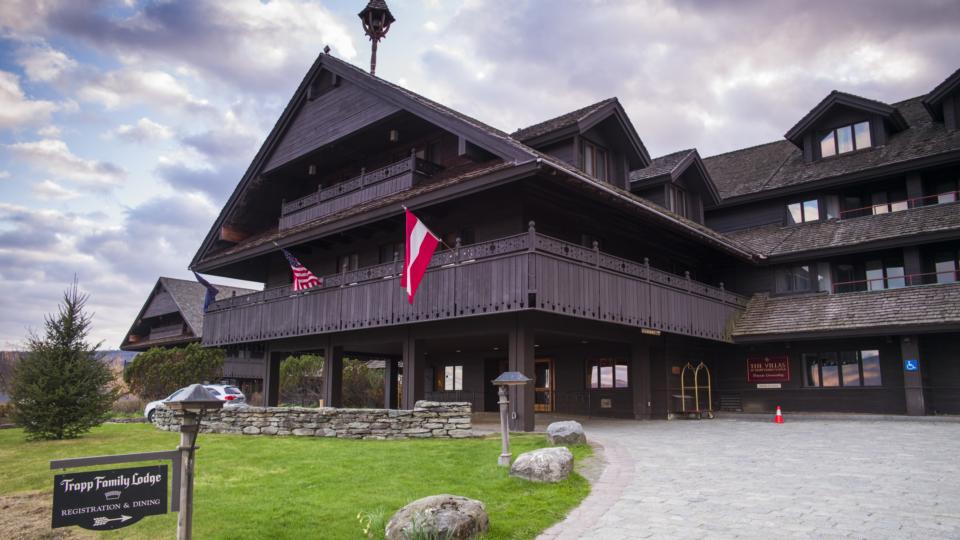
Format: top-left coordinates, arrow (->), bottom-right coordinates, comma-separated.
93,515 -> 132,527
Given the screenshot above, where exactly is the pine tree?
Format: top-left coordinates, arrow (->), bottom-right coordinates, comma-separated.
11,279 -> 119,440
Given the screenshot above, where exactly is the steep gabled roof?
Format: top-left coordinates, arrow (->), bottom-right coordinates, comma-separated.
733,282 -> 960,341
512,97 -> 651,167
512,98 -> 617,142
120,277 -> 256,350
704,96 -> 960,201
923,67 -> 960,120
629,149 -> 721,206
784,90 -> 907,147
189,52 -> 537,270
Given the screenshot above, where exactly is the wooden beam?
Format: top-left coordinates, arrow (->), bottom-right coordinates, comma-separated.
219,225 -> 250,243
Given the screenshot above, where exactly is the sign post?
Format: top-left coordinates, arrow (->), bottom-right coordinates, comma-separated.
50,384 -> 223,539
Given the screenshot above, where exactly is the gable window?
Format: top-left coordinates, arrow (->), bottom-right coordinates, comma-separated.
819,121 -> 871,158
787,199 -> 820,224
580,140 -> 608,182
804,350 -> 882,387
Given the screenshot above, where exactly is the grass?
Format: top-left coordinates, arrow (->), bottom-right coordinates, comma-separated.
0,424 -> 591,539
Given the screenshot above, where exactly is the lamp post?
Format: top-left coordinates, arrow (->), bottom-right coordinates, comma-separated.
491,371 -> 532,467
166,384 -> 224,540
358,0 -> 396,76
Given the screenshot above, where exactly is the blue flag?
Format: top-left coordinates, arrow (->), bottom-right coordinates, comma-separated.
193,272 -> 219,312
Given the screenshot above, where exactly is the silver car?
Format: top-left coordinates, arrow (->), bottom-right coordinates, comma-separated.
144,384 -> 246,422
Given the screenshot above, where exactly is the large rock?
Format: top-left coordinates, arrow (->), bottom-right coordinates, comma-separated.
546,420 -> 586,445
509,447 -> 574,483
385,494 -> 488,540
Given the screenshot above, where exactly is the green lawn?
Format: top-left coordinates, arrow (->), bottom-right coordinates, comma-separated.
0,424 -> 591,539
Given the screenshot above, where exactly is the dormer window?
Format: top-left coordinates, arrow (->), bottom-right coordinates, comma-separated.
787,198 -> 820,224
819,121 -> 871,158
580,140 -> 608,182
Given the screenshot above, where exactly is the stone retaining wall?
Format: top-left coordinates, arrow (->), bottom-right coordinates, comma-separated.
154,401 -> 473,439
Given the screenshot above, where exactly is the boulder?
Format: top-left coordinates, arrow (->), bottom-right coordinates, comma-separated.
546,420 -> 586,445
385,494 -> 488,540
509,447 -> 574,483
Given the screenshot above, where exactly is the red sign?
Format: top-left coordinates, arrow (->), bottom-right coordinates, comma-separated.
746,356 -> 790,383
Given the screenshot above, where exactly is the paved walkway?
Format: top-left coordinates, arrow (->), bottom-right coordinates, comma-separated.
537,417 -> 960,539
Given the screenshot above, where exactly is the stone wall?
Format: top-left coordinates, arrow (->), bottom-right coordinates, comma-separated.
153,401 -> 473,439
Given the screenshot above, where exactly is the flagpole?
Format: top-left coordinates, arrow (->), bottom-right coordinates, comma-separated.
402,205 -> 455,251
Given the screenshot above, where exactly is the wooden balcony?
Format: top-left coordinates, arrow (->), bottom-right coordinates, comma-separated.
202,226 -> 748,347
279,154 -> 443,231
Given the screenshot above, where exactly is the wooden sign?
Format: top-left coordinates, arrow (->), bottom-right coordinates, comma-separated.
746,356 -> 790,383
52,465 -> 167,531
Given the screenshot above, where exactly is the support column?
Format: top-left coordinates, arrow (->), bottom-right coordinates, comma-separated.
265,352 -> 283,407
508,315 -> 535,432
401,336 -> 425,409
384,356 -> 400,409
901,335 -> 926,416
321,342 -> 343,408
631,340 -> 652,420
905,172 -> 924,201
903,246 -> 923,286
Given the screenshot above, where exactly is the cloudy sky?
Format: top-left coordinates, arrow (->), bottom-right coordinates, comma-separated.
0,0 -> 958,348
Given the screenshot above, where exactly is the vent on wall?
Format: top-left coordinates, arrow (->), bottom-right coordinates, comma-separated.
719,394 -> 742,412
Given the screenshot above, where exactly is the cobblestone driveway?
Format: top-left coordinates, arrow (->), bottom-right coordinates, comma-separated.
540,418 -> 960,539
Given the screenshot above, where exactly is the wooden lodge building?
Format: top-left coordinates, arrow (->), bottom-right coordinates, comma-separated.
120,277 -> 262,397
189,49 -> 960,430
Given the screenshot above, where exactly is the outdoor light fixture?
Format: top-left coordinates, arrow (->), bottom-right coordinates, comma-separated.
491,371 -> 531,467
358,0 -> 396,76
308,164 -> 317,176
388,128 -> 399,143
165,384 -> 223,540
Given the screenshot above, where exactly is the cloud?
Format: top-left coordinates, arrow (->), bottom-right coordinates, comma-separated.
107,117 -> 174,143
46,0 -> 357,91
6,139 -> 126,189
31,179 -> 80,200
0,170 -> 9,179
0,194 -> 224,347
78,68 -> 215,115
405,0 -> 960,156
37,125 -> 61,137
0,71 -> 59,130
15,41 -> 76,82
155,159 -> 241,202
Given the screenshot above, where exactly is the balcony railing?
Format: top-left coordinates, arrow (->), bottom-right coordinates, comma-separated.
832,270 -> 959,293
202,224 -> 747,347
837,190 -> 958,220
279,152 -> 443,231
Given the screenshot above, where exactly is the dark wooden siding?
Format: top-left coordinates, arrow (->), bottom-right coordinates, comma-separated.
706,199 -> 785,232
923,332 -> 960,414
264,81 -> 400,172
203,232 -> 745,347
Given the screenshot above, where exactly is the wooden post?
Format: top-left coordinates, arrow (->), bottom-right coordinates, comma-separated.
901,335 -> 926,415
176,413 -> 198,540
321,343 -> 343,408
593,240 -> 600,267
508,315 -> 535,432
384,357 -> 399,409
631,340 -> 652,420
401,334 -> 425,409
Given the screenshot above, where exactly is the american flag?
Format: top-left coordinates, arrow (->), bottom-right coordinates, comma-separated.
281,248 -> 322,291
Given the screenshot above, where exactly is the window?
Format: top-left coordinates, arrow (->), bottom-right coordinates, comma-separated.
378,242 -> 403,264
934,250 -> 959,284
580,140 -> 608,181
787,199 -> 820,224
805,350 -> 882,387
443,228 -> 475,248
776,265 -> 812,293
435,365 -> 463,391
871,189 -> 909,215
336,252 -> 359,271
588,359 -> 629,389
934,179 -> 959,205
819,121 -> 872,158
865,258 -> 905,290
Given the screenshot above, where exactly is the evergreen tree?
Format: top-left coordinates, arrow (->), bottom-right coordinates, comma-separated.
11,280 -> 119,440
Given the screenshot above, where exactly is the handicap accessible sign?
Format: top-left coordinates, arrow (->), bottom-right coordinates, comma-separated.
904,359 -> 919,372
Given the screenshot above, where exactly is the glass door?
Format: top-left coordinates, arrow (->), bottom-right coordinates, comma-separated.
534,358 -> 554,412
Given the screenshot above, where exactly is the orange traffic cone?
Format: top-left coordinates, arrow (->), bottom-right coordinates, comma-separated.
774,406 -> 784,424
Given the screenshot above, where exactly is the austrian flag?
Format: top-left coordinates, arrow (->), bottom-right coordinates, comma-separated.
400,208 -> 440,304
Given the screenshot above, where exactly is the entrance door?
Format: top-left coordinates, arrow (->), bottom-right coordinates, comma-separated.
534,358 -> 554,412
